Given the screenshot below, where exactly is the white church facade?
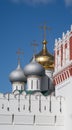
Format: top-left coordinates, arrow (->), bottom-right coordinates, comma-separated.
0,25 -> 72,130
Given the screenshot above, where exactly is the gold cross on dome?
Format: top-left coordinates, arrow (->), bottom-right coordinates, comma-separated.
31,40 -> 38,55
40,23 -> 51,40
16,48 -> 24,63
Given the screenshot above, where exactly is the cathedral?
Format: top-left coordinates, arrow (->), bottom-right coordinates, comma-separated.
0,25 -> 72,130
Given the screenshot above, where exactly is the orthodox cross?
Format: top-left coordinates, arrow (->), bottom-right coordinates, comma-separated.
16,48 -> 24,64
31,40 -> 38,55
40,23 -> 51,40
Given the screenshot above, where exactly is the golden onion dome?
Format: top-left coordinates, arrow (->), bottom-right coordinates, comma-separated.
35,40 -> 54,70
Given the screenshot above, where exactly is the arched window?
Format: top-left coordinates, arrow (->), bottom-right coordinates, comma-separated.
37,80 -> 38,89
48,78 -> 50,89
31,80 -> 33,89
16,86 -> 18,90
21,85 -> 23,90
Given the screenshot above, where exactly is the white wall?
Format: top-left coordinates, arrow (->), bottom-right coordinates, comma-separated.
0,93 -> 65,128
55,77 -> 72,130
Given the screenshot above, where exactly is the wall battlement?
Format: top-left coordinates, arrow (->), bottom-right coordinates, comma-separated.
53,25 -> 72,86
54,25 -> 72,75
0,92 -> 65,126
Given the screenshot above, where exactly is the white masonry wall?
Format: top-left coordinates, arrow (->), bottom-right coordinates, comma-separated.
55,77 -> 72,130
54,26 -> 72,75
0,92 -> 65,130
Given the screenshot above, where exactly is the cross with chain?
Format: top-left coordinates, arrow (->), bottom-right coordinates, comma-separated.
40,23 -> 51,40
16,48 -> 24,64
31,40 -> 38,55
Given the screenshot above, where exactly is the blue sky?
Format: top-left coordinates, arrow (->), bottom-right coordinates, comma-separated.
0,0 -> 72,93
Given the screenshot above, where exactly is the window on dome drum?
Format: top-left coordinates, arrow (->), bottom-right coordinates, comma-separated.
48,78 -> 50,90
16,86 -> 18,90
37,80 -> 38,89
21,86 -> 23,90
31,80 -> 33,89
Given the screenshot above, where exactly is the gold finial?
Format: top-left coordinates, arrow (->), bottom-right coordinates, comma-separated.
40,22 -> 51,43
31,40 -> 38,55
16,48 -> 24,64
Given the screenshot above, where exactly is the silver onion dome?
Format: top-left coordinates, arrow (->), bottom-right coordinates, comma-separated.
9,63 -> 27,83
24,56 -> 45,77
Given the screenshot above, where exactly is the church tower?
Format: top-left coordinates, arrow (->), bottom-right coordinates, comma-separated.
53,25 -> 72,130
9,60 -> 27,92
53,25 -> 72,97
35,24 -> 54,94
9,49 -> 27,93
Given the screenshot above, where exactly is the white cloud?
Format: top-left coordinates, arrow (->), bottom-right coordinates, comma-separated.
64,0 -> 72,6
11,0 -> 54,5
10,0 -> 72,6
